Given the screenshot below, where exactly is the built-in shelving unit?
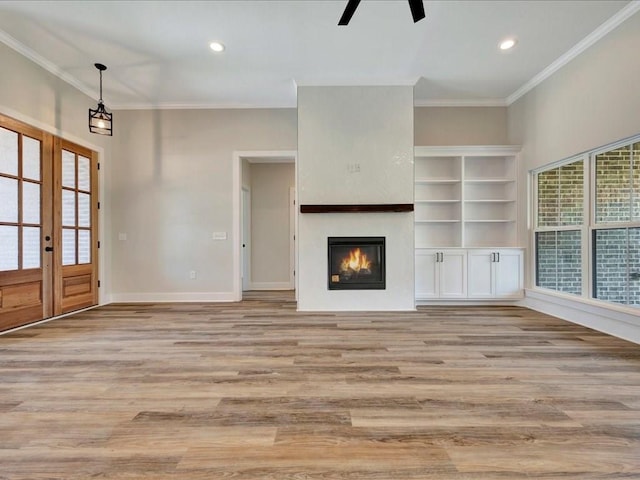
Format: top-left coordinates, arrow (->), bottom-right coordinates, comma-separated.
414,146 -> 520,248
414,146 -> 524,302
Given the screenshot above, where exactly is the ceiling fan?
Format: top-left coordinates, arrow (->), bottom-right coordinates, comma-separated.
338,0 -> 426,25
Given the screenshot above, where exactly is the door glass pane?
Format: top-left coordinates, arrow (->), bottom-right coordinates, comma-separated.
22,136 -> 41,181
0,127 -> 18,176
596,145 -> 631,223
594,228 -> 628,305
78,156 -> 91,191
78,230 -> 91,264
0,176 -> 18,222
62,228 -> 76,266
78,192 -> 91,227
62,149 -> 76,188
22,181 -> 41,224
23,226 -> 41,269
62,189 -> 76,227
0,225 -> 19,271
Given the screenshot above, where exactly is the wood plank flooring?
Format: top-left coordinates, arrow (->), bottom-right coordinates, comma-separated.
1,294 -> 640,479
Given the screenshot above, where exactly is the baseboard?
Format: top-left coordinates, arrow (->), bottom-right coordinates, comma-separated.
110,292 -> 237,303
524,289 -> 640,345
416,299 -> 525,306
248,282 -> 293,291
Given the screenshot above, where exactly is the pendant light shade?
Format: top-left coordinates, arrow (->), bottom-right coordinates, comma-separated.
88,63 -> 113,136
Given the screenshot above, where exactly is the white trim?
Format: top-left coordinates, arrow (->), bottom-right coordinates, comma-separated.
248,282 -> 293,291
415,145 -> 521,157
110,292 -> 236,303
247,156 -> 295,164
417,300 -> 525,306
414,99 -> 507,108
233,150 -> 297,302
113,103 -> 297,110
507,1 -> 640,106
525,288 -> 640,345
0,30 -> 98,101
289,186 -> 296,289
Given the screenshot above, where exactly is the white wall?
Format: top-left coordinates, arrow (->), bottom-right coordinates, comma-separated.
508,10 -> 640,343
297,86 -> 415,311
249,163 -> 294,288
0,41 -> 113,305
110,108 -> 296,301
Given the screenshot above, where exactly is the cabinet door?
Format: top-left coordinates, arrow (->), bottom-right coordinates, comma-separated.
415,249 -> 439,299
440,250 -> 467,298
494,249 -> 523,298
467,250 -> 494,298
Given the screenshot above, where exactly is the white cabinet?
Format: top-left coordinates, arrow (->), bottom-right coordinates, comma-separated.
467,249 -> 523,299
415,249 -> 467,300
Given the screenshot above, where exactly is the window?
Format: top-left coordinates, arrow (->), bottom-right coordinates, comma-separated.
533,138 -> 640,308
592,142 -> 640,306
535,160 -> 584,295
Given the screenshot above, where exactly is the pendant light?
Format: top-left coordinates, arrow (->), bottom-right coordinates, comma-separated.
88,63 -> 113,136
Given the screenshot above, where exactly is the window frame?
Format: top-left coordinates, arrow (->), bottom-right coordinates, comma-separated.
531,134 -> 640,308
532,155 -> 588,297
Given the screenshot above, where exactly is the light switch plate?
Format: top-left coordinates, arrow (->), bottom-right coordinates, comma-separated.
212,232 -> 227,240
118,233 -> 127,241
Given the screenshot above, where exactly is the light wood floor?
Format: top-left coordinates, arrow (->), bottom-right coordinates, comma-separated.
1,294 -> 640,479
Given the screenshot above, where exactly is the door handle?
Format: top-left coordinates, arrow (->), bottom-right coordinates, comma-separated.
496,252 -> 500,262
491,253 -> 495,262
45,246 -> 53,252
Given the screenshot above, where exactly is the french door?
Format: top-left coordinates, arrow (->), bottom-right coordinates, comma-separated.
0,114 -> 98,331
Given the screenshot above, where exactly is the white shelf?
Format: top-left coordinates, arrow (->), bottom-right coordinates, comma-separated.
465,219 -> 515,223
414,146 -> 520,249
415,219 -> 460,224
465,178 -> 514,184
464,199 -> 515,204
415,179 -> 460,185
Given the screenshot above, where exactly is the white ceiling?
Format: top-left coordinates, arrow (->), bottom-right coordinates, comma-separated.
0,0 -> 636,109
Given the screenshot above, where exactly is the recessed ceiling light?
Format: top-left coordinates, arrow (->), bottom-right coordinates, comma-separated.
209,42 -> 225,53
499,38 -> 517,51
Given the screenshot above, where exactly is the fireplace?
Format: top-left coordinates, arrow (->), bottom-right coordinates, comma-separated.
328,237 -> 385,290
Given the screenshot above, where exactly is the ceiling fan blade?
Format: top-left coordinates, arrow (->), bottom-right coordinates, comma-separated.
408,0 -> 425,23
338,0 -> 361,25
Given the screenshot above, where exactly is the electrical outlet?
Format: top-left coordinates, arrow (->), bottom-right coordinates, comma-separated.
189,270 -> 197,280
347,163 -> 360,174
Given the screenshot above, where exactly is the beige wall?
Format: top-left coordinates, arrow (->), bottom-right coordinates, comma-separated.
415,106 -> 508,145
508,12 -> 640,169
508,11 -> 640,285
0,41 -> 113,303
110,108 -> 296,299
249,163 -> 294,287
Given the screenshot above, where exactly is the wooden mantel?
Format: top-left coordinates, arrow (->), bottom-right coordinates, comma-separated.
300,204 -> 414,214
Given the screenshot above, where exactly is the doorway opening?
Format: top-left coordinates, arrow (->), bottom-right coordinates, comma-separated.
233,151 -> 297,301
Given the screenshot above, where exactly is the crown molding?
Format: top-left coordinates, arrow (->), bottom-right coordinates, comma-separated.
414,98 -> 507,107
507,0 -> 640,105
111,102 -> 296,110
0,28 -> 97,101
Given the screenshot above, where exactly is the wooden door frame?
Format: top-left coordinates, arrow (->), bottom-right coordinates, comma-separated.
0,110 -> 106,331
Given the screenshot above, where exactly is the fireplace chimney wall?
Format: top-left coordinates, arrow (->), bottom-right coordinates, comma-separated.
297,86 -> 415,311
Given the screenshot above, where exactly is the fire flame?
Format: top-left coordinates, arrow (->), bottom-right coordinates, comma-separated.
340,248 -> 372,273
